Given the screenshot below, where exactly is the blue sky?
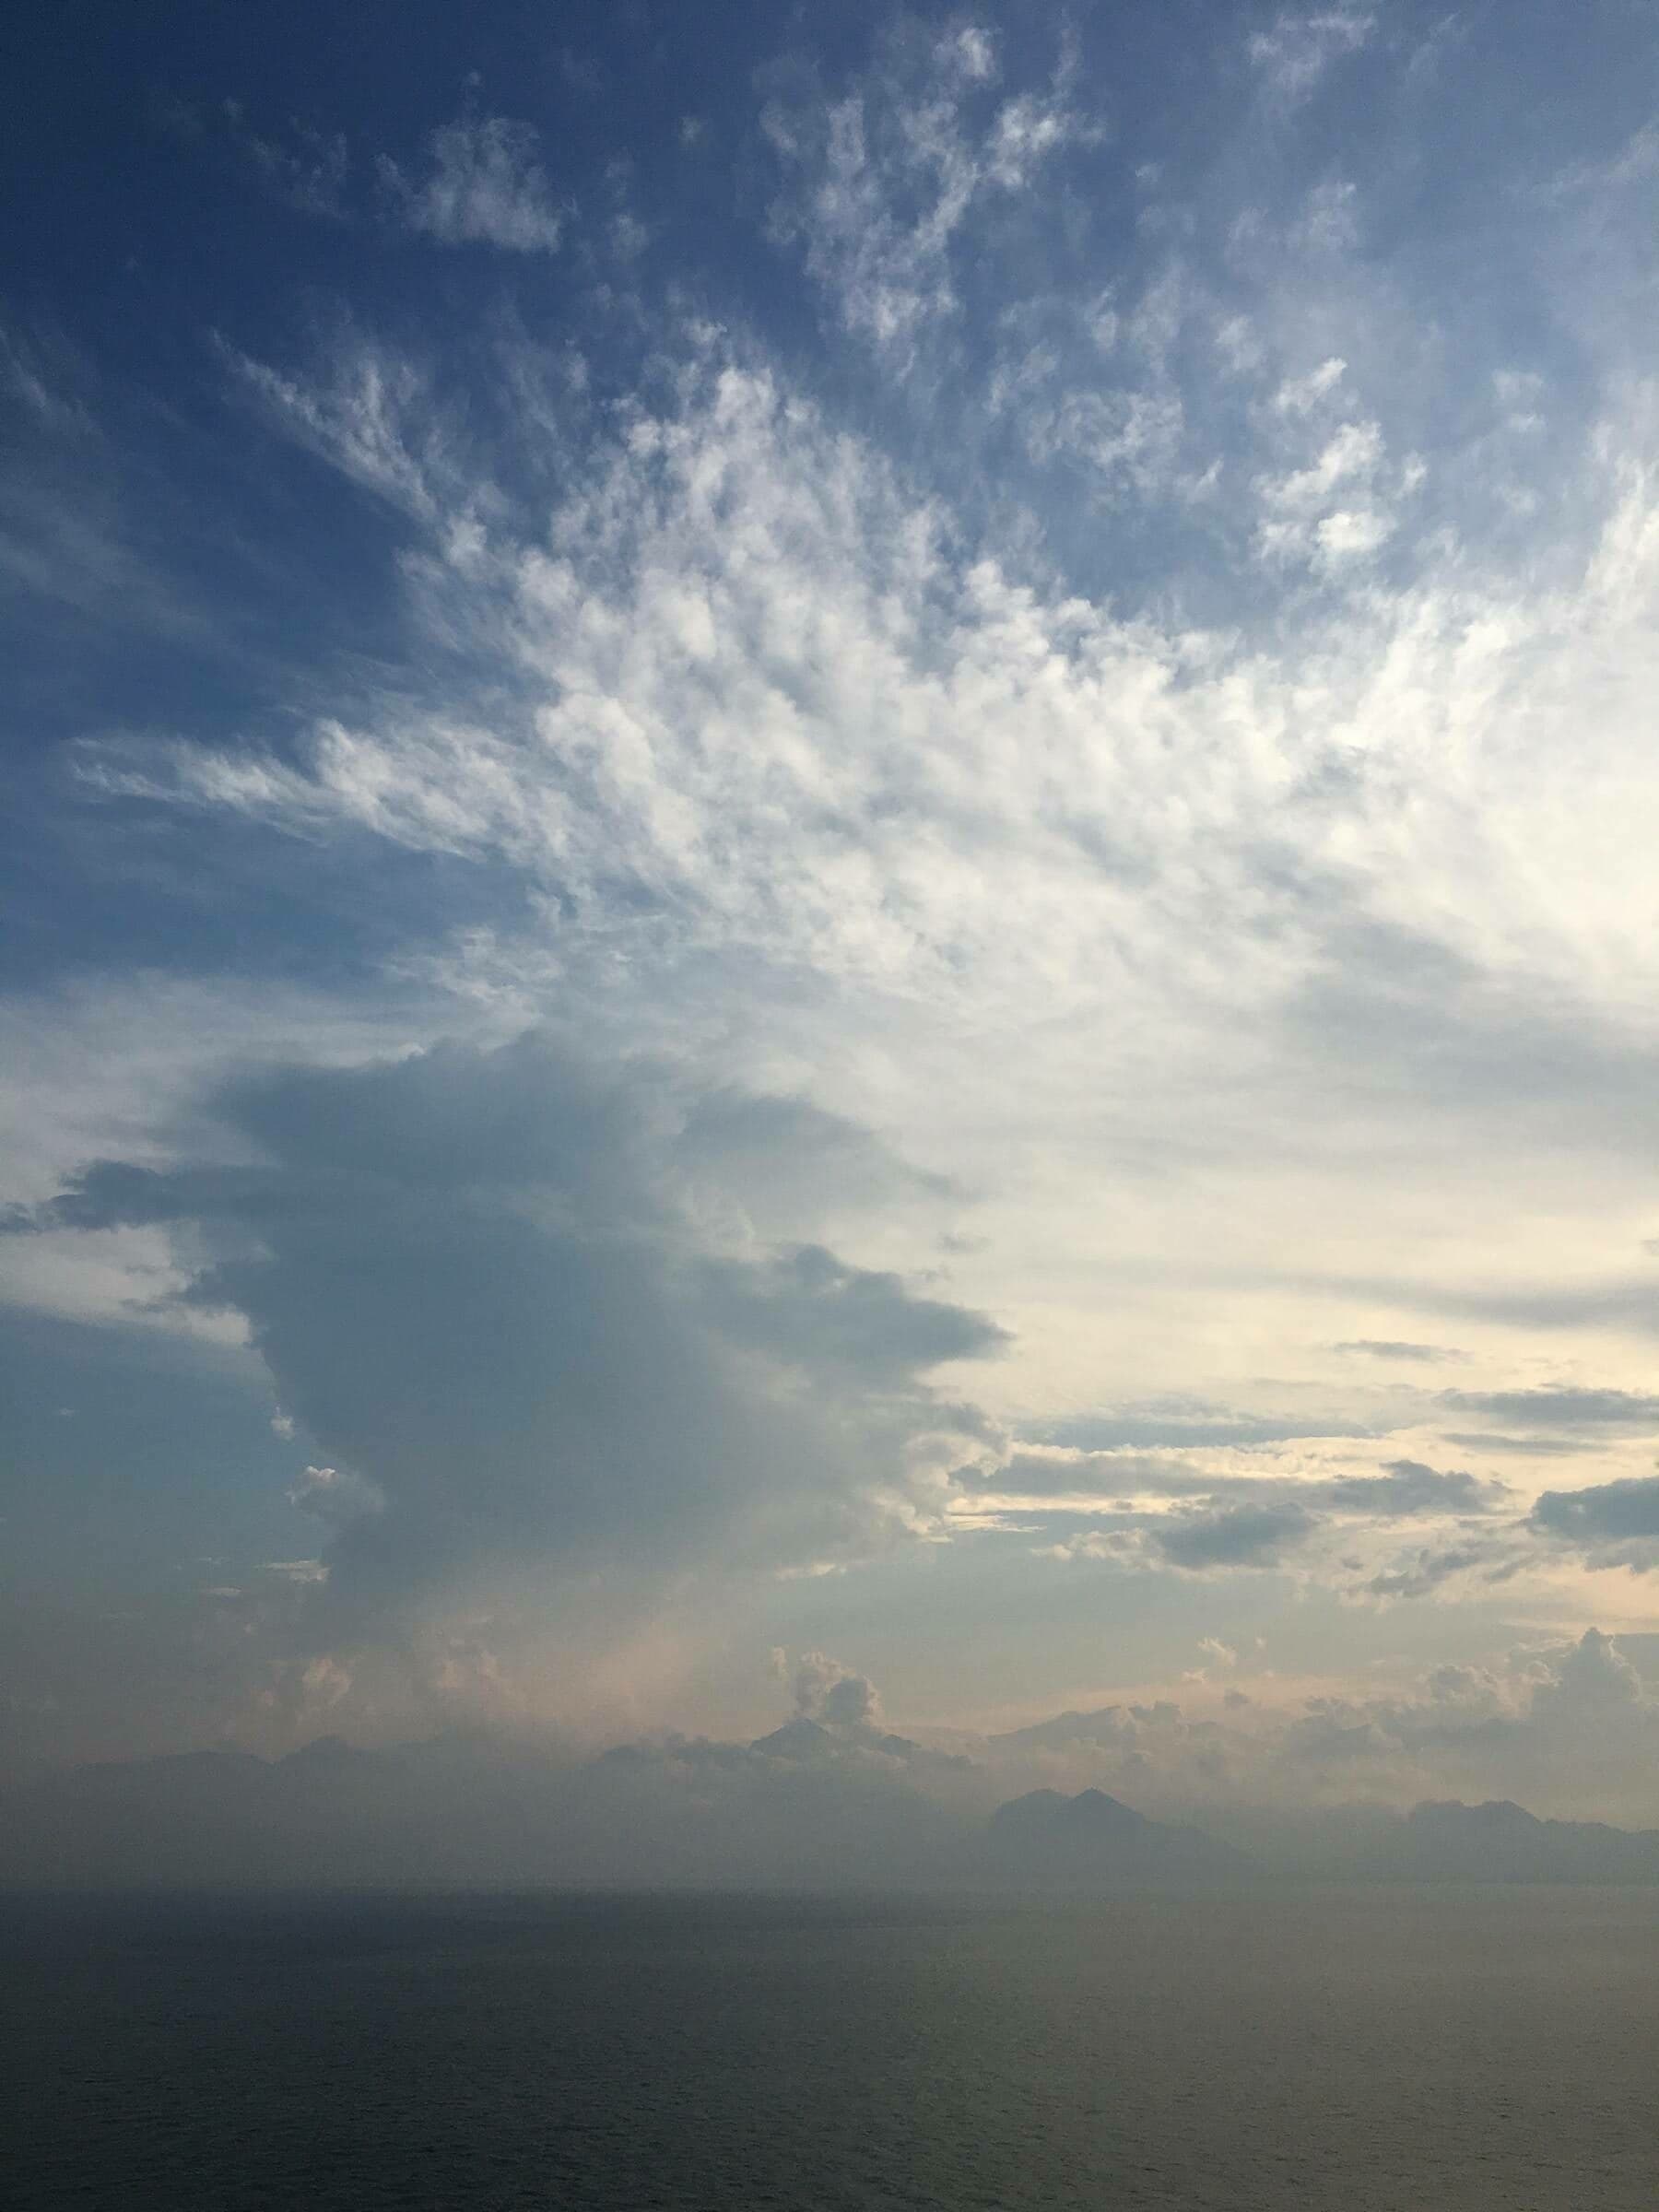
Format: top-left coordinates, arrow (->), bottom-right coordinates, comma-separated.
6,1 -> 1659,1812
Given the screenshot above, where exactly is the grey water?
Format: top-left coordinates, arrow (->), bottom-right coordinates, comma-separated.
6,1888 -> 1658,2209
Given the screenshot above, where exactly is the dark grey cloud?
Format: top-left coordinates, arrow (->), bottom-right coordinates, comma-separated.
1441,1388 -> 1659,1430
3,1033 -> 1007,1628
1153,1502 -> 1317,1571
995,1450 -> 1218,1500
1530,1475 -> 1659,1556
1135,1466 -> 1507,1581
697,1243 -> 1000,1379
1234,1266 -> 1659,1344
1531,1627 -> 1644,1714
998,1453 -> 1508,1528
1332,1340 -> 1465,1364
677,1088 -> 956,1215
1040,1402 -> 1375,1452
1318,1460 -> 1511,1517
1439,1432 -> 1587,1457
1363,1541 -> 1517,1601
1418,1282 -> 1659,1335
991,1449 -> 1518,1597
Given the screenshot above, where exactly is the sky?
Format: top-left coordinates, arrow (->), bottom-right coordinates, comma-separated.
5,0 -> 1659,1822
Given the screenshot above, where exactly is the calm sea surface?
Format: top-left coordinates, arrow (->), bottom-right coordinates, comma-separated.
6,1888 -> 1658,2209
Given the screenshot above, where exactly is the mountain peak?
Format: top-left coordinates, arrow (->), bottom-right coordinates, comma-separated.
986,1786 -> 1246,1886
748,1717 -> 837,1760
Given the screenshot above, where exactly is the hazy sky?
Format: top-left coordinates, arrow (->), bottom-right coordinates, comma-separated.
5,0 -> 1659,1793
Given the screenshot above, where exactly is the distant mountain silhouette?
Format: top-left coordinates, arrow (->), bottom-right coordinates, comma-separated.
749,1717 -> 841,1761
990,1707 -> 1142,1750
10,1734 -> 1659,1892
984,1787 -> 1250,1887
1399,1799 -> 1659,1884
748,1717 -> 975,1772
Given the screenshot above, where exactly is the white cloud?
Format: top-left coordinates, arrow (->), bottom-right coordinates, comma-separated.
379,112 -> 566,253
1315,504 -> 1394,559
222,338 -> 453,516
764,25 -> 1087,371
288,1463 -> 384,1527
778,1648 -> 886,1727
126,326 -> 1659,1040
1247,11 -> 1375,105
1274,356 -> 1347,415
64,307 -> 1659,1499
0,323 -> 98,435
974,1629 -> 1659,1826
1547,118 -> 1659,202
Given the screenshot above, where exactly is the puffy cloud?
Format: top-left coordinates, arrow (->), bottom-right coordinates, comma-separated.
1530,1473 -> 1659,1569
987,1630 -> 1659,1826
6,1033 -> 1006,1642
1322,1459 -> 1510,1516
779,1648 -> 885,1729
1529,1625 -> 1643,1715
1153,1501 -> 1318,1571
1271,1630 -> 1659,1816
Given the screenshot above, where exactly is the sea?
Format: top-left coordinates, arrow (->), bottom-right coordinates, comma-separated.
6,1887 -> 1657,2208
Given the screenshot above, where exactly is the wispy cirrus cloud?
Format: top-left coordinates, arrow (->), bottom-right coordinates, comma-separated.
1247,10 -> 1375,106
378,110 -> 568,252
222,100 -> 350,218
764,22 -> 1089,372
